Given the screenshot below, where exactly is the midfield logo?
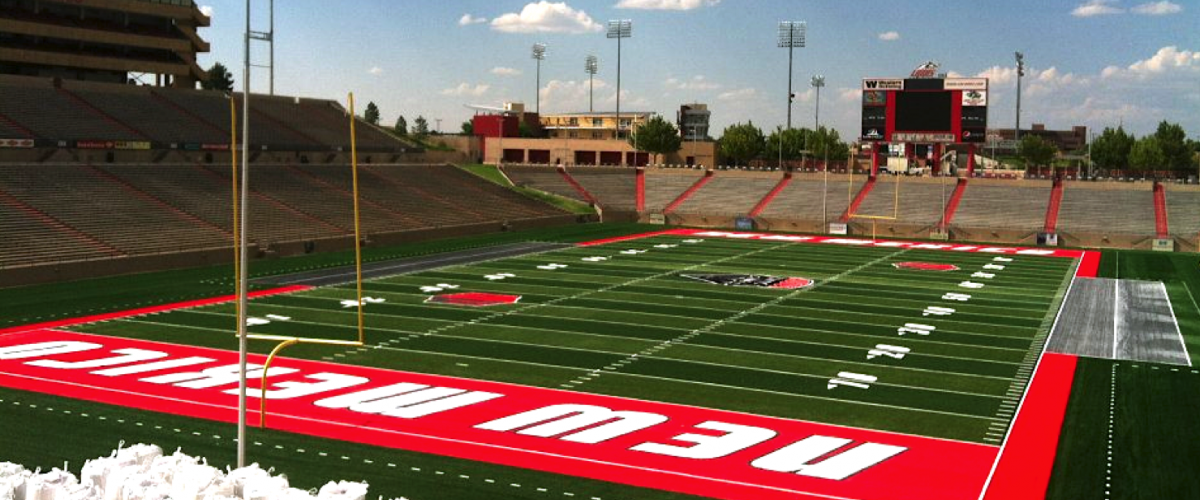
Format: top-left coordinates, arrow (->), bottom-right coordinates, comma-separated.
683,274 -> 815,289
426,292 -> 522,307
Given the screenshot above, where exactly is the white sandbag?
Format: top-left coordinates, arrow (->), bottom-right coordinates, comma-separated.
0,463 -> 30,500
145,451 -> 198,487
194,476 -> 234,500
315,481 -> 367,500
112,446 -> 160,469
23,469 -> 78,500
167,462 -> 221,500
58,484 -> 98,500
225,464 -> 271,499
276,488 -> 316,500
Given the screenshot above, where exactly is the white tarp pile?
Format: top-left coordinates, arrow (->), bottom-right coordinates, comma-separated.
1,444 -> 388,500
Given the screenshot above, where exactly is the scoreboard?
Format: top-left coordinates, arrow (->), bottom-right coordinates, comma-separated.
860,77 -> 988,143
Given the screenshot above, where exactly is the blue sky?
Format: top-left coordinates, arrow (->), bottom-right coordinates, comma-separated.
196,0 -> 1200,140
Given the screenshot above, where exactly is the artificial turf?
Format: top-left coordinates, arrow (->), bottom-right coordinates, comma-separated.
59,233 -> 1077,444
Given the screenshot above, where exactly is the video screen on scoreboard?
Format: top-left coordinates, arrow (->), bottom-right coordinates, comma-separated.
894,91 -> 952,132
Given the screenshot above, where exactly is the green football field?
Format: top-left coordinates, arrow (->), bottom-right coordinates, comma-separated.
62,232 -> 1077,445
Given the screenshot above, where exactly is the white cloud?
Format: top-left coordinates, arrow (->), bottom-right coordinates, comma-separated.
976,65 -> 1020,86
878,31 -> 901,41
718,88 -> 758,101
1131,1 -> 1183,15
198,5 -> 213,17
615,0 -> 719,10
837,88 -> 862,103
441,83 -> 491,97
459,14 -> 488,25
367,66 -> 383,76
491,67 -> 523,77
1072,0 -> 1124,17
1103,46 -> 1200,79
664,75 -> 721,91
538,79 -> 608,111
491,2 -> 603,34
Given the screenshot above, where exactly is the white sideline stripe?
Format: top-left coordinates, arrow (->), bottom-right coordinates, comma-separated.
1160,282 -> 1193,367
1112,280 -> 1121,360
974,256 -> 1082,500
0,371 -> 865,500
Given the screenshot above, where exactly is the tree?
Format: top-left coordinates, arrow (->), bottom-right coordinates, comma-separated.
1128,136 -> 1165,174
1153,121 -> 1190,171
200,62 -> 233,91
1090,126 -> 1134,170
808,126 -> 850,162
719,122 -> 765,166
518,121 -> 536,138
413,116 -> 429,137
394,115 -> 407,136
1019,135 -> 1058,168
765,127 -> 809,162
629,115 -> 682,164
364,102 -> 380,125
461,120 -> 474,135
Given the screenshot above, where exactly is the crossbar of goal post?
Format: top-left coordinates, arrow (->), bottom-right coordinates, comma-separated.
235,92 -> 368,429
847,170 -> 901,240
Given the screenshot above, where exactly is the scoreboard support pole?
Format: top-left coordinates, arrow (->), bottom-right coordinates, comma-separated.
870,149 -> 880,177
967,143 -> 976,177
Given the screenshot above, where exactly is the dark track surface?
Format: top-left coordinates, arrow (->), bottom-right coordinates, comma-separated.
254,242 -> 572,287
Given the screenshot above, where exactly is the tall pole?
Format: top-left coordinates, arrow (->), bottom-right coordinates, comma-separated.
532,44 -> 546,115
586,56 -> 597,114
236,0 -> 251,470
778,21 -> 805,131
1015,52 -> 1025,142
269,0 -> 274,95
607,20 -> 631,158
787,44 -> 793,130
811,75 -> 825,130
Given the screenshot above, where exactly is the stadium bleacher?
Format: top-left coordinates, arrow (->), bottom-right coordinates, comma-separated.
1164,188 -> 1200,239
952,182 -> 1052,231
503,165 -> 591,204
672,176 -> 778,215
759,178 -> 854,221
1057,184 -> 1156,236
567,167 -> 637,210
644,170 -> 705,212
0,164 -> 567,269
854,178 -> 952,225
0,78 -> 144,141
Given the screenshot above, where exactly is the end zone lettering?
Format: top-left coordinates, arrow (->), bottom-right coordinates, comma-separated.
0,331 -> 999,500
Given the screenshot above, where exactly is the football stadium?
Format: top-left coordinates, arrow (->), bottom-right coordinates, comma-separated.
0,1 -> 1198,500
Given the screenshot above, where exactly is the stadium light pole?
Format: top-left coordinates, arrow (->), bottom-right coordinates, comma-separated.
585,55 -> 598,113
811,75 -> 825,130
778,21 -> 806,130
237,0 -> 252,470
532,43 -> 546,115
1015,52 -> 1025,142
607,20 -> 631,145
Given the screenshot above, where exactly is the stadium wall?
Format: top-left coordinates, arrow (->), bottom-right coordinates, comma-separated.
1,214 -> 588,287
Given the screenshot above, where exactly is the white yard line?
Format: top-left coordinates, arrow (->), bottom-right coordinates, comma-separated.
1160,281 -> 1193,367
1112,279 -> 1121,360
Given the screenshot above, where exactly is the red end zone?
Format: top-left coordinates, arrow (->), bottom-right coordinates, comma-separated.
0,330 -> 999,500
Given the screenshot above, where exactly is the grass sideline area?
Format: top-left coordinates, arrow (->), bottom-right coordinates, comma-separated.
457,163 -> 597,215
3,225 -> 1197,500
0,223 -> 658,331
1046,249 -> 1200,500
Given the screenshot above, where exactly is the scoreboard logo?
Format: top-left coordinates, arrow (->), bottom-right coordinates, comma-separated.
862,78 -> 904,90
962,90 -> 988,106
863,90 -> 887,106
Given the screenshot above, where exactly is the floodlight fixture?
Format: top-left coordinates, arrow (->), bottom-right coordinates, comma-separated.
585,55 -> 598,112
